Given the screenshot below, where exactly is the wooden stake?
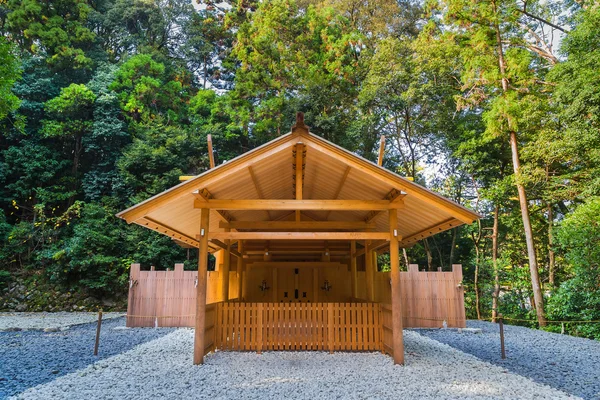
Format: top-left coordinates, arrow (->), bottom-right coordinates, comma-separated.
499,313 -> 506,359
94,310 -> 103,356
350,241 -> 357,299
257,303 -> 264,354
194,208 -> 210,364
207,134 -> 215,169
389,209 -> 405,365
377,136 -> 386,166
237,240 -> 244,301
222,229 -> 231,301
328,303 -> 334,354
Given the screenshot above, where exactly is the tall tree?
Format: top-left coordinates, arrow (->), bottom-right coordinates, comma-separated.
425,0 -> 565,325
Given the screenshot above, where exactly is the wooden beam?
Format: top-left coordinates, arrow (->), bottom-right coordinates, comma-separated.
219,220 -> 376,230
206,232 -> 390,241
377,135 -> 385,166
389,208 -> 405,365
366,189 -> 405,223
193,208 -> 210,365
398,218 -> 462,247
209,239 -> 242,258
247,261 -> 346,268
140,217 -> 199,247
194,188 -> 234,223
207,134 -> 215,169
195,199 -> 402,211
324,166 -> 351,220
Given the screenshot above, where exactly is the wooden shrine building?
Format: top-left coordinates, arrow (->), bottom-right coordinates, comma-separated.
117,113 -> 480,365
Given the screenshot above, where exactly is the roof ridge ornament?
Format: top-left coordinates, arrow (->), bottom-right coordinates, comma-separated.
292,111 -> 309,135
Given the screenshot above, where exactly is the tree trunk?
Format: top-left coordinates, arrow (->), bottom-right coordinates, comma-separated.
509,132 -> 547,326
493,1 -> 546,326
402,248 -> 409,270
474,245 -> 481,320
491,205 -> 501,322
423,238 -> 433,271
449,227 -> 458,266
548,203 -> 555,287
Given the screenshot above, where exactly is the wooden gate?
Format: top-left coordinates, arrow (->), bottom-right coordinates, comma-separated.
216,302 -> 381,352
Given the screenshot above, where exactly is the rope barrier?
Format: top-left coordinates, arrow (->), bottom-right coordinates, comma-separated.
125,314 -> 196,319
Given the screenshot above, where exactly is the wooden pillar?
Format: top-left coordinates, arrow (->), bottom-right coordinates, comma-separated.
313,268 -> 319,302
222,229 -> 231,302
365,241 -> 374,302
194,208 -> 210,365
272,268 -> 278,302
350,241 -> 357,299
237,241 -> 244,301
126,263 -> 140,328
389,208 -> 404,365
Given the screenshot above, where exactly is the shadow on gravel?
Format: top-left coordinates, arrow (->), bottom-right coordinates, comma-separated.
415,320 -> 600,400
0,317 -> 175,399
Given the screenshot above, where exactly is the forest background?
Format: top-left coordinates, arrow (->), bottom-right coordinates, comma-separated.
0,0 -> 599,338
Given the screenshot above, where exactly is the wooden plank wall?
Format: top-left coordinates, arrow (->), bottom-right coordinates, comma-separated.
126,263 -> 239,327
373,264 -> 466,328
215,302 -> 382,352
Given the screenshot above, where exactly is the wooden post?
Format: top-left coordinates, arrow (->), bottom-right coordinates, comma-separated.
313,268 -> 319,302
257,303 -> 264,354
389,209 -> 405,365
207,134 -> 215,169
237,241 -> 244,301
365,241 -> 374,302
272,268 -> 278,302
222,229 -> 231,302
126,264 -> 140,328
350,241 -> 357,299
328,303 -> 334,354
499,313 -> 506,359
377,135 -> 385,166
94,310 -> 103,356
194,208 -> 210,364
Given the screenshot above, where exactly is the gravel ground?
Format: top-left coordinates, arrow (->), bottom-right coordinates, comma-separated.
0,312 -> 124,331
417,320 -> 600,400
12,329 -> 576,400
0,317 -> 174,398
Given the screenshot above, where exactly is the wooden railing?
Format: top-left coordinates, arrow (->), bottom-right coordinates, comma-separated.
380,304 -> 394,356
215,302 -> 382,352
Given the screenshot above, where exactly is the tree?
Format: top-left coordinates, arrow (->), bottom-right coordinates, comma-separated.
6,0 -> 95,69
42,83 -> 97,201
548,198 -> 600,339
426,0 -> 558,326
0,37 -> 21,120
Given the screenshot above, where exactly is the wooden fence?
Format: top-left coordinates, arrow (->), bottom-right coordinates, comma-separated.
216,302 -> 381,352
127,263 -> 465,329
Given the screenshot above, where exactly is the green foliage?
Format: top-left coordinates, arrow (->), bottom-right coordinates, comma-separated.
6,0 -> 95,69
0,0 -> 597,335
547,198 -> 600,339
0,37 -> 21,120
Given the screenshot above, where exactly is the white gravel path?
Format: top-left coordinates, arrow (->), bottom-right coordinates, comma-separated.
0,312 -> 125,331
12,329 -> 578,399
